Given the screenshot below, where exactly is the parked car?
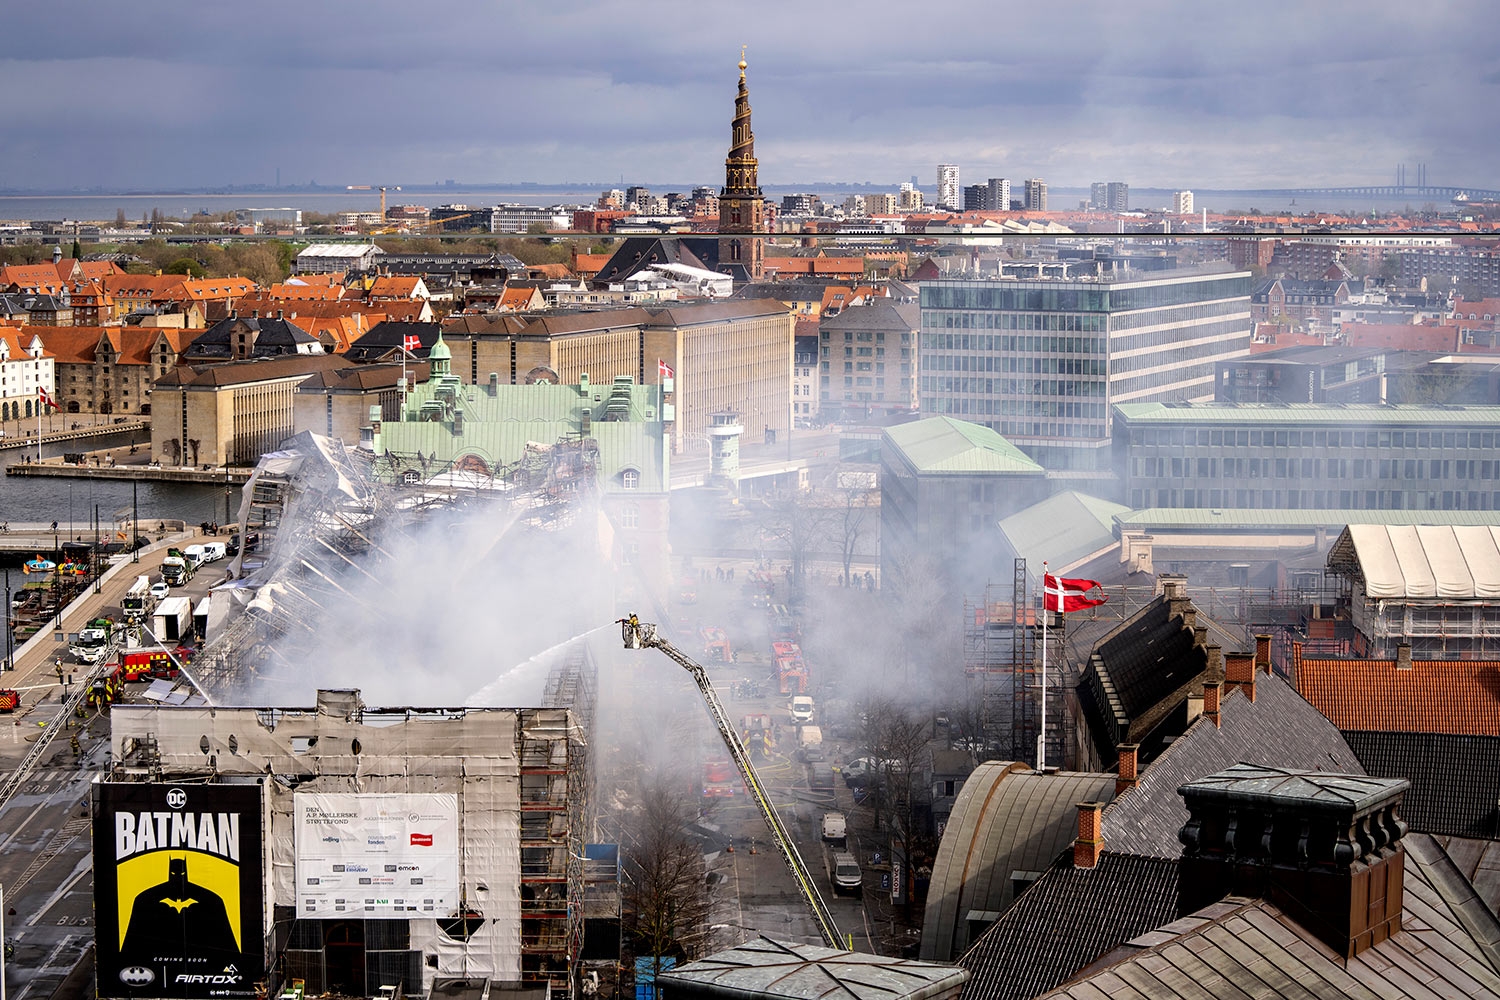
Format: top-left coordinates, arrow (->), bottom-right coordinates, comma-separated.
832,852 -> 862,896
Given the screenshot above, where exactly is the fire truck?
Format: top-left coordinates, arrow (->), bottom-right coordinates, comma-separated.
771,640 -> 809,695
0,689 -> 19,713
700,625 -> 732,663
113,650 -> 177,683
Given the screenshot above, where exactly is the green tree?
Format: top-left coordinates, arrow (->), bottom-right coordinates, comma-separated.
165,257 -> 205,278
70,238 -> 82,261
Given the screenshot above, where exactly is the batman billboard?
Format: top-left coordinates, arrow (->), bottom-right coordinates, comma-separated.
93,782 -> 264,999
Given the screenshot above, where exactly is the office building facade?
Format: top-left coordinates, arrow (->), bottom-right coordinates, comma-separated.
919,268 -> 1251,470
1115,402 -> 1500,511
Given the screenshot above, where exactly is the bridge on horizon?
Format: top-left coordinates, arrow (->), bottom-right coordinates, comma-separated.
1197,184 -> 1500,202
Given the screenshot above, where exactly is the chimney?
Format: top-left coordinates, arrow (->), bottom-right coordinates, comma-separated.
1073,801 -> 1105,869
1202,681 -> 1222,727
1396,642 -> 1412,671
1178,764 -> 1409,959
1158,573 -> 1188,600
1224,651 -> 1256,702
1115,744 -> 1140,795
1255,633 -> 1272,673
277,309 -> 284,321
1206,644 -> 1224,679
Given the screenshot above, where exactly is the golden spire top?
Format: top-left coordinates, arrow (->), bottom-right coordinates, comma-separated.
739,45 -> 747,77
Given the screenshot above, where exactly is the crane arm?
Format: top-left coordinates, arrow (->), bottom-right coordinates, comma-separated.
619,616 -> 844,949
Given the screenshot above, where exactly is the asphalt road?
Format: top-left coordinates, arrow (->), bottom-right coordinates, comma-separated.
1,531 -> 228,1000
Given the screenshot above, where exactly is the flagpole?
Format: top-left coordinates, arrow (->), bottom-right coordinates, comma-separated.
1038,561 -> 1048,771
36,390 -> 42,464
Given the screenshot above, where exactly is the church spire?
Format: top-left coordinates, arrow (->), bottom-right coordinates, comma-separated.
719,49 -> 764,279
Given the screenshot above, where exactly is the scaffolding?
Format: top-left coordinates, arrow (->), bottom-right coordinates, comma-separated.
962,561 -> 1035,762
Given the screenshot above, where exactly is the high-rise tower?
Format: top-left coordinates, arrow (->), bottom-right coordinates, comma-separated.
718,50 -> 764,280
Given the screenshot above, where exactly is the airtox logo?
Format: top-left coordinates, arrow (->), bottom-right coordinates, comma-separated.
119,966 -> 156,986
166,788 -> 187,809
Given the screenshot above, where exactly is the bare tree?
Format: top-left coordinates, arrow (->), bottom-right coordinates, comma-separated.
754,487 -> 833,602
622,773 -> 713,981
832,471 -> 877,589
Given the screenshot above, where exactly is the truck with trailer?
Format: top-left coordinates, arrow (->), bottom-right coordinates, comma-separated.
160,550 -> 192,587
69,617 -> 114,664
152,596 -> 193,644
120,575 -> 153,623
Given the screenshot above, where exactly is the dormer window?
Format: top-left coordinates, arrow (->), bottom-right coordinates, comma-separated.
621,468 -> 640,490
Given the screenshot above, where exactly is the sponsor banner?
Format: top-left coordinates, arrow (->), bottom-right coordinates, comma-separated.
93,782 -> 264,999
295,793 -> 458,918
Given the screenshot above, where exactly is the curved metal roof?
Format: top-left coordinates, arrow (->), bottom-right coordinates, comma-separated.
919,762 -> 1117,963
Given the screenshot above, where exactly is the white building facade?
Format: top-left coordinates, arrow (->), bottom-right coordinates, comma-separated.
0,328 -> 56,424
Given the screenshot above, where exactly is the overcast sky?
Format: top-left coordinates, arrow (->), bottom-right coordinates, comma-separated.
4,0 -> 1495,193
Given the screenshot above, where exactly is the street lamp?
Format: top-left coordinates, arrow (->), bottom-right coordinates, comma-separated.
3,566 -> 13,671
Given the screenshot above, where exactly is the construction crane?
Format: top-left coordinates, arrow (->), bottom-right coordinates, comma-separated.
346,184 -> 401,222
617,614 -> 844,950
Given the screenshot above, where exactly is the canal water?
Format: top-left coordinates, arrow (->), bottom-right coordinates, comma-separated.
0,444 -> 242,534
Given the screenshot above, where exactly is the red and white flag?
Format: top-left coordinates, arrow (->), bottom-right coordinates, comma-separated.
402,333 -> 422,353
658,359 -> 674,381
37,386 -> 59,411
1043,573 -> 1107,612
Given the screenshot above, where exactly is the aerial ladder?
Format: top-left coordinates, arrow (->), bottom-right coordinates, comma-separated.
617,614 -> 844,950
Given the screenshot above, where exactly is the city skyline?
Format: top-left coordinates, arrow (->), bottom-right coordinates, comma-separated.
4,0 -> 1497,193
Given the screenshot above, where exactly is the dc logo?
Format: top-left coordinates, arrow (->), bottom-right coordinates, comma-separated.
166,788 -> 187,809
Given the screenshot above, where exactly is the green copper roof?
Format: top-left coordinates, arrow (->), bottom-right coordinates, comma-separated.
1115,508 -> 1500,531
883,416 -> 1043,475
999,491 -> 1130,569
427,330 -> 452,361
1113,402 -> 1500,425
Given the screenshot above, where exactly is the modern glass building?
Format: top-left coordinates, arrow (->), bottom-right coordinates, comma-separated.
919,266 -> 1252,470
1115,402 -> 1500,511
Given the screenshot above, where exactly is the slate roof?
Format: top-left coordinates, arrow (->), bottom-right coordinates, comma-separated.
297,362 -> 427,393
643,300 -> 790,327
1078,595 -> 1208,757
186,316 -> 319,360
591,236 -> 719,283
1100,673 -> 1366,859
883,417 -> 1044,475
998,491 -> 1129,574
818,298 -> 919,334
344,321 -> 443,363
1342,731 -> 1500,839
1036,833 -> 1500,999
957,853 -> 1183,1000
1293,646 -> 1500,735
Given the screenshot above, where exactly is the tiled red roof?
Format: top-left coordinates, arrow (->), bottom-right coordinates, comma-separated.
1293,644 -> 1500,735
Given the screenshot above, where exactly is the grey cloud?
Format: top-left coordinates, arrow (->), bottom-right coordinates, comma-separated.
1,0 -> 1495,190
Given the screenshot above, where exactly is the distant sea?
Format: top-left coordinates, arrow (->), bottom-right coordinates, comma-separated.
0,186 -> 1451,225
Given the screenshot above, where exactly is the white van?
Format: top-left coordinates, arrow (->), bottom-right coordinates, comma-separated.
821,811 -> 847,846
798,725 -> 824,762
832,852 -> 862,895
789,695 -> 815,724
202,541 -> 227,563
182,544 -> 207,570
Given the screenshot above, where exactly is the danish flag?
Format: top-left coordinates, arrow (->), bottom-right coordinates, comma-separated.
37,386 -> 59,411
1043,573 -> 1107,613
658,359 -> 674,381
402,334 -> 422,353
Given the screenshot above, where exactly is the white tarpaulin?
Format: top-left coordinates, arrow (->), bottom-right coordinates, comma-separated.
1346,523 -> 1500,599
295,793 -> 459,918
